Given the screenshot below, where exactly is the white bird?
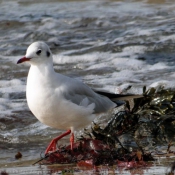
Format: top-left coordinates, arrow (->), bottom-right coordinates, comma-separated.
17,41 -> 117,154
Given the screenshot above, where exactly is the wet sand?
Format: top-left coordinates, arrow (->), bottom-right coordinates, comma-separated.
0,160 -> 174,175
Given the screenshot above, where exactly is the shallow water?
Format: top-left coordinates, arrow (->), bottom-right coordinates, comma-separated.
0,0 -> 175,173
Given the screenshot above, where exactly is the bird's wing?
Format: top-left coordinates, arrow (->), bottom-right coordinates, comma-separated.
57,77 -> 116,114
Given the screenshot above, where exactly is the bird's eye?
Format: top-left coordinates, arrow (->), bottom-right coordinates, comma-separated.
36,49 -> 42,55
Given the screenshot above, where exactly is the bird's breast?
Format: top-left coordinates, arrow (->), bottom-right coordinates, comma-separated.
26,66 -> 104,130
26,68 -> 61,125
26,73 -> 96,130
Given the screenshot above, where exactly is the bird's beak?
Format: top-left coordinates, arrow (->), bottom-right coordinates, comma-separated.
17,57 -> 31,64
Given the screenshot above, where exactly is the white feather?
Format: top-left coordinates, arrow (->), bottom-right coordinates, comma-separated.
21,41 -> 116,130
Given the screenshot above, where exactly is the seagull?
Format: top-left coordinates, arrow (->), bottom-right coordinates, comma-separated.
17,41 -> 124,154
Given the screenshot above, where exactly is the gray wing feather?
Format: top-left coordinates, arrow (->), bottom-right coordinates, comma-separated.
60,78 -> 116,114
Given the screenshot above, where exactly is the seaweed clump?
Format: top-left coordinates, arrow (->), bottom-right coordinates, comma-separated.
91,86 -> 175,150
38,87 -> 175,167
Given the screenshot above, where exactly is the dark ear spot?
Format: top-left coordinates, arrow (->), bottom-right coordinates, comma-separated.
46,51 -> 50,57
36,49 -> 42,55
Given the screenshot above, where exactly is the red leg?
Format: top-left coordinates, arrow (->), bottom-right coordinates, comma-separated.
70,132 -> 74,150
45,129 -> 71,154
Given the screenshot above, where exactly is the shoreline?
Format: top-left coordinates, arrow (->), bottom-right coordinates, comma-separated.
0,155 -> 174,175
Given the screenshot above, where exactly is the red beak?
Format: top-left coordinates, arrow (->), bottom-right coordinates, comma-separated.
17,57 -> 31,64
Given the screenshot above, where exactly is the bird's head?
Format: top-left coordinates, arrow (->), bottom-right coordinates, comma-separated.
17,41 -> 52,65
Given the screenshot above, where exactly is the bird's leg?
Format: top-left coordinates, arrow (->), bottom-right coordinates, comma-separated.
70,132 -> 74,150
70,127 -> 74,150
45,129 -> 71,154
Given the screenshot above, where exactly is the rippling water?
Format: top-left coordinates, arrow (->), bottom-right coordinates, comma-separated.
0,0 -> 175,172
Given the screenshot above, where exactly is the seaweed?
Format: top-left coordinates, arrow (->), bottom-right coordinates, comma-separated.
37,86 -> 175,166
